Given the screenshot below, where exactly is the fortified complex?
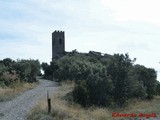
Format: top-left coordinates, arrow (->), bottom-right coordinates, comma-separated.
52,30 -> 112,60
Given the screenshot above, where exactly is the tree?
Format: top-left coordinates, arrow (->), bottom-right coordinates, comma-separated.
107,53 -> 135,107
42,51 -> 158,108
0,58 -> 14,67
14,61 -> 31,81
86,73 -> 114,106
156,81 -> 160,95
14,59 -> 40,82
29,60 -> 41,82
73,80 -> 89,107
133,65 -> 157,99
41,62 -> 49,71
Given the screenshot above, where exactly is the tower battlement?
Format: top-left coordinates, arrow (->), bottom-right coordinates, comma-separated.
54,30 -> 64,33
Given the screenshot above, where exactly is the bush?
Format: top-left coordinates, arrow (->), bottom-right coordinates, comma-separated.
0,58 -> 41,87
44,52 -> 158,107
73,80 -> 89,107
86,73 -> 113,106
0,71 -> 20,86
14,59 -> 41,82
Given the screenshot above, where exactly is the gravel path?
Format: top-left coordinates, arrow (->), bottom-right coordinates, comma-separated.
0,78 -> 59,120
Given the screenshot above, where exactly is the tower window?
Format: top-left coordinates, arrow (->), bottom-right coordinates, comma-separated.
59,39 -> 62,44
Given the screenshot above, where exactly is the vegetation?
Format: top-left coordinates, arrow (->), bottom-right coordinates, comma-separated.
27,81 -> 160,120
0,58 -> 41,101
43,51 -> 159,107
0,82 -> 38,102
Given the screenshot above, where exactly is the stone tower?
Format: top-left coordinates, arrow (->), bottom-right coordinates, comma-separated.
52,30 -> 65,60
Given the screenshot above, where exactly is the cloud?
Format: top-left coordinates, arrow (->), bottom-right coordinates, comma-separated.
83,42 -> 97,47
0,0 -> 160,80
117,42 -> 150,52
101,0 -> 160,26
0,40 -> 52,63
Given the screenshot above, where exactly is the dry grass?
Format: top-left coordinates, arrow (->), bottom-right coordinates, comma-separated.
121,96 -> 160,117
0,87 -> 14,101
0,82 -> 39,102
27,81 -> 160,120
27,82 -> 112,120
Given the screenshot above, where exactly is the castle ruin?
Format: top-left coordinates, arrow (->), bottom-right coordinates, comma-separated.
52,30 -> 65,60
52,30 -> 112,61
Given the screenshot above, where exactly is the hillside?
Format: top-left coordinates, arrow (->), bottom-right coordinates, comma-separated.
27,81 -> 160,120
42,50 -> 160,107
26,50 -> 160,119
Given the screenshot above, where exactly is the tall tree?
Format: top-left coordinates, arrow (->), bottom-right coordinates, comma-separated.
107,53 -> 135,107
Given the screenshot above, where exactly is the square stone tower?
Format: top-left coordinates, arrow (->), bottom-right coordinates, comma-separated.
52,30 -> 65,60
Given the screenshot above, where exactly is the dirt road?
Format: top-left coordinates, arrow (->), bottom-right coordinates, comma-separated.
0,78 -> 59,120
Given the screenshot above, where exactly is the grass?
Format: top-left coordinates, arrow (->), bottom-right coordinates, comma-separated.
0,81 -> 39,102
27,81 -> 160,120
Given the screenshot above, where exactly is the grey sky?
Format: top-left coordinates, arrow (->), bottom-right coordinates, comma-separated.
0,0 -> 160,80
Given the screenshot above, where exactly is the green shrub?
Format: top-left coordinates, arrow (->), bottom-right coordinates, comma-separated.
0,58 -> 41,87
0,71 -> 20,86
43,52 -> 158,107
73,80 -> 89,107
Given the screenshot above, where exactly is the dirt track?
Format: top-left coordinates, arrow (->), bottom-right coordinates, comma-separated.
0,78 -> 59,120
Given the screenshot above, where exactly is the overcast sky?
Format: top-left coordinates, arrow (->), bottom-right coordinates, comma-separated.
0,0 -> 160,80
